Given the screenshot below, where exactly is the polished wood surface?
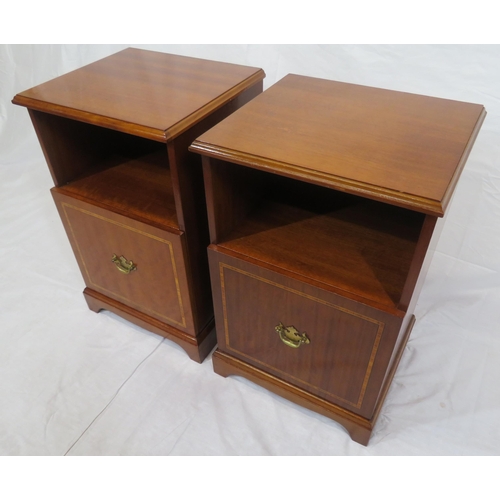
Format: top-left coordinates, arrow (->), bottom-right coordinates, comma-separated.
219,200 -> 421,310
397,214 -> 437,311
192,74 -> 486,216
27,109 -> 163,188
13,48 -> 265,142
195,73 -> 485,443
203,158 -> 424,312
14,48 -> 265,362
52,191 -> 193,332
59,148 -> 178,231
166,81 -> 264,334
212,314 -> 415,445
202,156 -> 270,244
209,249 -> 405,419
210,167 -> 425,310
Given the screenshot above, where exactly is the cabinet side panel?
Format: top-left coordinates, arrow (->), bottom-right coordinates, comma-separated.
168,134 -> 212,333
202,157 -> 272,244
167,81 -> 264,333
28,110 -> 160,187
398,214 -> 437,311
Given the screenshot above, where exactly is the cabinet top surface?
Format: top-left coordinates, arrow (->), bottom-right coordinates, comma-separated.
192,74 -> 486,216
12,48 -> 265,142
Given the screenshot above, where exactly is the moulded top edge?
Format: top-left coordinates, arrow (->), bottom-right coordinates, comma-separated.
12,94 -> 169,143
11,49 -> 266,143
190,74 -> 486,217
190,139 -> 446,217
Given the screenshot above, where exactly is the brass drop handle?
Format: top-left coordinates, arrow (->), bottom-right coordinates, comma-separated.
275,322 -> 310,348
111,254 -> 137,274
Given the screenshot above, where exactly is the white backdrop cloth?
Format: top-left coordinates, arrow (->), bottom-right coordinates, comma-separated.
1,44 -> 499,455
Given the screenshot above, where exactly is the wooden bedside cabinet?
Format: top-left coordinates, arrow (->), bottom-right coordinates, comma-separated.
12,48 -> 265,362
190,74 -> 485,444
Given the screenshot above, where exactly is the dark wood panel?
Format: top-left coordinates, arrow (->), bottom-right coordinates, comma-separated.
202,156 -> 271,244
167,80 -> 264,332
209,248 -> 404,418
397,214 -> 437,311
212,312 -> 415,445
53,191 -> 194,333
221,263 -> 383,408
28,109 -> 166,187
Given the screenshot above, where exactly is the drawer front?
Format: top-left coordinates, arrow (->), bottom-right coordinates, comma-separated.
209,248 -> 403,417
53,193 -> 194,333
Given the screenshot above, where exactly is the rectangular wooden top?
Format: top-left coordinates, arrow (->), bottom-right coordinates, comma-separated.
191,74 -> 486,216
12,48 -> 265,143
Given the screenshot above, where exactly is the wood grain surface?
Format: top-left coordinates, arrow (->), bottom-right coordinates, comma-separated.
208,249 -> 405,419
13,48 -> 265,142
218,198 -> 423,310
13,47 -> 266,362
211,312 -> 415,445
59,149 -> 178,231
52,191 -> 193,332
203,158 -> 424,311
191,74 -> 485,216
195,72 -> 485,440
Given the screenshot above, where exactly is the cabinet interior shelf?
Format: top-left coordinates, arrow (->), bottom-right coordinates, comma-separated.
58,148 -> 178,231
217,176 -> 424,310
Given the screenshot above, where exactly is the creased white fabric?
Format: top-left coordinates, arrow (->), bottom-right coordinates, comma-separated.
1,44 -> 499,455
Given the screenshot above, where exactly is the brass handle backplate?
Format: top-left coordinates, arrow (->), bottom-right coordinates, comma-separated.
111,254 -> 137,274
275,322 -> 310,348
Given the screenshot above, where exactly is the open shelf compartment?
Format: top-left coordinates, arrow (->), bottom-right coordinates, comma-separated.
207,160 -> 425,311
30,110 -> 178,231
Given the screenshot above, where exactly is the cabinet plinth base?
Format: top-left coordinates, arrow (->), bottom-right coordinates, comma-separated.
83,287 -> 216,363
212,314 -> 415,446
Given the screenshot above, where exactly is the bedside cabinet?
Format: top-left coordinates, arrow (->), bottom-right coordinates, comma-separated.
12,48 -> 265,362
190,74 -> 485,443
